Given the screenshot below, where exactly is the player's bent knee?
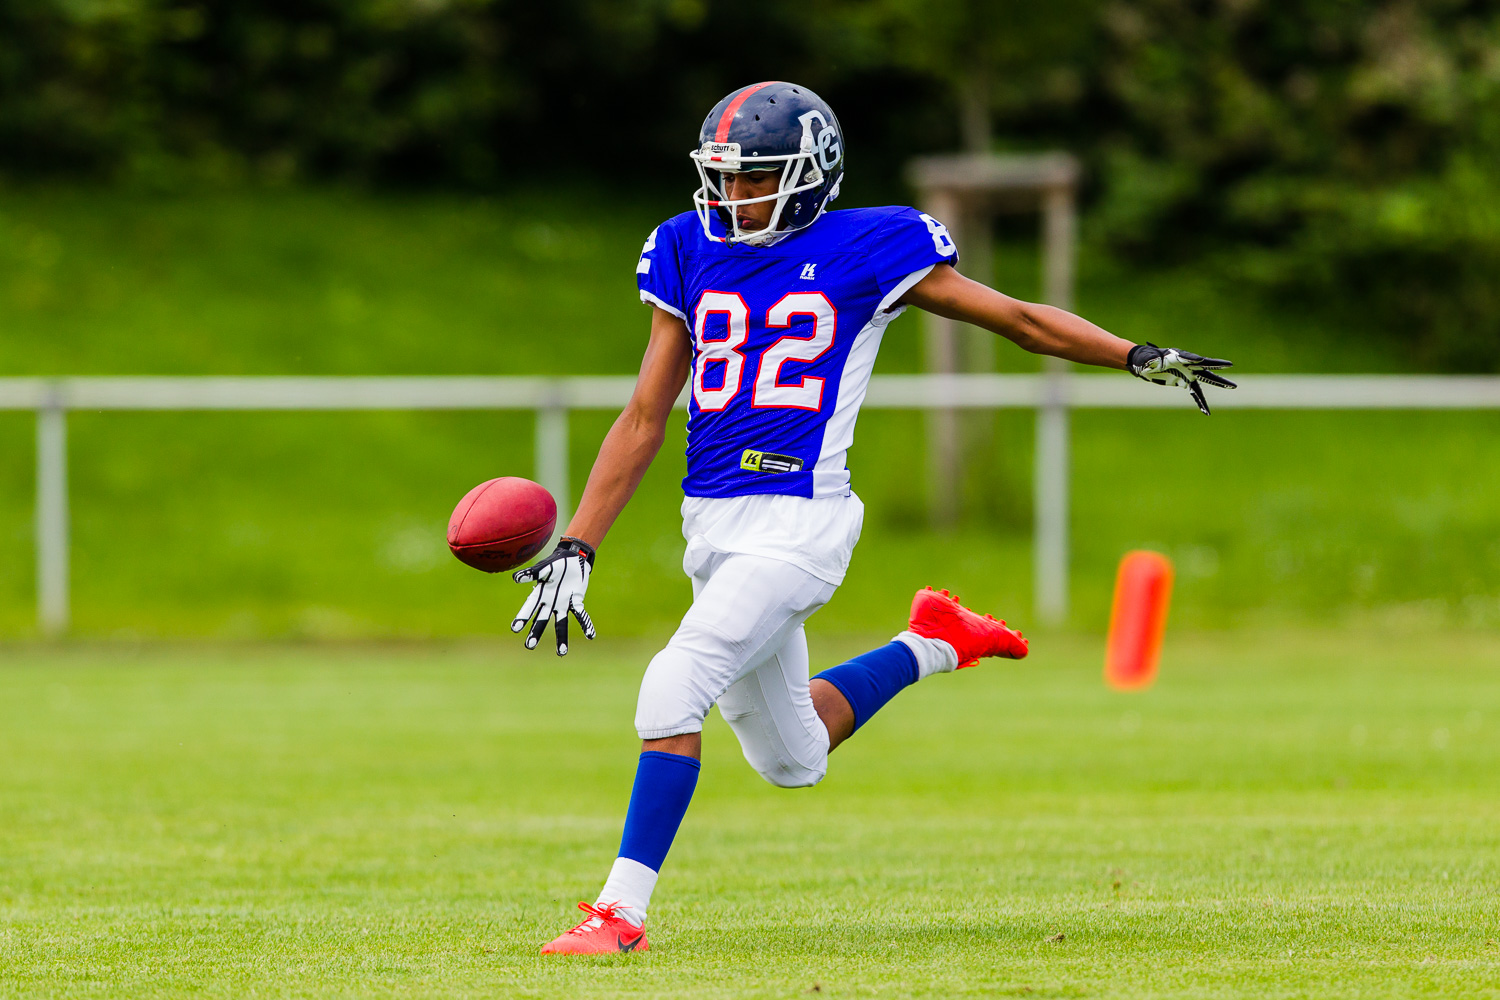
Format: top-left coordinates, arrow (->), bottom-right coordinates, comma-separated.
729,724 -> 828,788
753,759 -> 826,789
718,681 -> 830,789
634,643 -> 718,740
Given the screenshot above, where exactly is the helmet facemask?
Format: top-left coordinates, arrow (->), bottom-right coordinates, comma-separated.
690,137 -> 827,247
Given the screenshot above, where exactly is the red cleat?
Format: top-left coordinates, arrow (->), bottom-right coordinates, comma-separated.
908,587 -> 1028,667
540,901 -> 650,955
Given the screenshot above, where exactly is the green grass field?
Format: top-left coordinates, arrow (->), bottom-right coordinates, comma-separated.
3,631 -> 1498,998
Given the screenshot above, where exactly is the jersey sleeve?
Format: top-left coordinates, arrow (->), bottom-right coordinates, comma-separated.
869,207 -> 960,312
636,220 -> 687,320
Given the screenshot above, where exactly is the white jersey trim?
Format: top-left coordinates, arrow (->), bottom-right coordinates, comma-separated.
877,263 -> 936,314
640,289 -> 686,321
809,286 -> 915,497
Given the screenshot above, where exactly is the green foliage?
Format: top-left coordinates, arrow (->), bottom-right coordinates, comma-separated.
807,0 -> 1100,147
6,1 -> 1500,363
0,0 -> 718,187
1098,0 -> 1500,369
2,635 -> 1499,995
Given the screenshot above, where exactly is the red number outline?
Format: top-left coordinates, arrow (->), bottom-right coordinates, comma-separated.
692,290 -> 750,412
751,292 -> 838,411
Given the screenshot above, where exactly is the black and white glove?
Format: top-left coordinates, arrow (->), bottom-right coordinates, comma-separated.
1127,342 -> 1238,415
511,536 -> 596,656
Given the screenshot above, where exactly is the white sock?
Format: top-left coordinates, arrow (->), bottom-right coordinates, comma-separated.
595,857 -> 657,928
894,630 -> 959,679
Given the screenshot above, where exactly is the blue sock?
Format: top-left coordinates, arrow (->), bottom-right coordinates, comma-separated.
618,750 -> 701,871
813,641 -> 920,732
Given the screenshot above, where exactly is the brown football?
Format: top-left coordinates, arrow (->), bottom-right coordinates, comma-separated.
447,477 -> 557,573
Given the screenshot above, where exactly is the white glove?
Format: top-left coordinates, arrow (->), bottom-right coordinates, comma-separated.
1127,342 -> 1237,415
511,537 -> 596,655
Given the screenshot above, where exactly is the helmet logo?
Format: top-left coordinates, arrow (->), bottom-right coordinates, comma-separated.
797,110 -> 841,172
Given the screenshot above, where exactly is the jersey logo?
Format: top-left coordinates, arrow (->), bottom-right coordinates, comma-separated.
741,449 -> 805,474
799,263 -> 816,280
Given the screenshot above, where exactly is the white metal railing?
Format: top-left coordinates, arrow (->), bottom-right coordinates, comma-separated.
5,373 -> 1500,636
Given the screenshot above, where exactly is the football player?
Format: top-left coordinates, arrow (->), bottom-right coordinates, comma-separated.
512,81 -> 1235,954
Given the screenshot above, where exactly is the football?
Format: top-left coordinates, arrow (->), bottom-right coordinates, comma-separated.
447,477 -> 557,573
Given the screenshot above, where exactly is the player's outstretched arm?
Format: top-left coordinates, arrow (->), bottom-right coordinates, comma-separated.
899,263 -> 1235,414
900,262 -> 1131,368
510,306 -> 691,654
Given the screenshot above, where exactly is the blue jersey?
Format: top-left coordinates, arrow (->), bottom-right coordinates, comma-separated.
637,206 -> 958,499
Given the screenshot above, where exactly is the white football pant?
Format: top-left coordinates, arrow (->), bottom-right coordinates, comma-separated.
635,551 -> 837,788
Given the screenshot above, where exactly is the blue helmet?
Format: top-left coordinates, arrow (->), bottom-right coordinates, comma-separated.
691,81 -> 844,246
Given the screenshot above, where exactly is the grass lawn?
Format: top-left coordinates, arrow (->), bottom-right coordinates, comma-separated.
3,187 -> 1500,638
2,629 -> 1498,998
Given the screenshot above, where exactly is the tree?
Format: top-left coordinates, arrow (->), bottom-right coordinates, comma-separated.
811,0 -> 1101,151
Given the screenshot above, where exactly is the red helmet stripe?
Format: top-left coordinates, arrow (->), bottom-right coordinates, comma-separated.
714,82 -> 777,142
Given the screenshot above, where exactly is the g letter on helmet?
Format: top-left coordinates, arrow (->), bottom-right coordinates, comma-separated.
691,81 -> 845,247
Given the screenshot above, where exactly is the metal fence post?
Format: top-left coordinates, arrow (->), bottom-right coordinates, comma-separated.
535,391 -> 570,534
1034,372 -> 1069,626
36,388 -> 69,636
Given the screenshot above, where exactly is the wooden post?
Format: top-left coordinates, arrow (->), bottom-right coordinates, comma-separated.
922,189 -> 962,529
957,205 -> 995,525
960,206 -> 996,376
906,153 -> 1080,586
1042,185 -> 1076,311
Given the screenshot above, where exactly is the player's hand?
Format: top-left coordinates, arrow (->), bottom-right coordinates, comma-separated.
511,537 -> 596,656
1127,343 -> 1237,415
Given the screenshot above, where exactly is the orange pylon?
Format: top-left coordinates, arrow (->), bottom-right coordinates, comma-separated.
1105,550 -> 1174,690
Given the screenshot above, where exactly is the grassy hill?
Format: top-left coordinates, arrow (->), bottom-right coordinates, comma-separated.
1,187 -> 1497,639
